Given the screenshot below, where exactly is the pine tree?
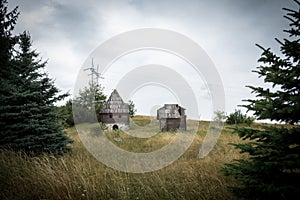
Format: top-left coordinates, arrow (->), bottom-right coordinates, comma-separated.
0,0 -> 20,149
223,1 -> 300,199
0,0 -> 18,70
0,1 -> 72,155
0,0 -> 19,110
128,100 -> 137,118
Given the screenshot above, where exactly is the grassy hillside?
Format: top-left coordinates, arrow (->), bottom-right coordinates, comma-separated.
0,116 -> 279,200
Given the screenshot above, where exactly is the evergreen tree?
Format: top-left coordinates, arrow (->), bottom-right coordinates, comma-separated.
73,82 -> 106,123
0,0 -> 18,72
57,99 -> 74,127
128,100 -> 137,118
0,1 -> 72,155
223,2 -> 300,199
0,0 -> 19,110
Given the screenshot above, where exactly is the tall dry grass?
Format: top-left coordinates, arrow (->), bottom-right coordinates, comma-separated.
0,117 -> 249,200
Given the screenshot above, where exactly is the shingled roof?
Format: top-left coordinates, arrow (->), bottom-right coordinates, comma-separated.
100,89 -> 129,113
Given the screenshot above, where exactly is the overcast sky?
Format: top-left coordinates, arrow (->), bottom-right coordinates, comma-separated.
8,0 -> 295,120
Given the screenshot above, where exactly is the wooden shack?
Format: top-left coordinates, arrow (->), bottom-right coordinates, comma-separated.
157,104 -> 187,131
100,89 -> 130,130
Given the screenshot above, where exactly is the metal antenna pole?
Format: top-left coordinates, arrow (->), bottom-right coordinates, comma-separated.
84,58 -> 104,86
91,58 -> 94,86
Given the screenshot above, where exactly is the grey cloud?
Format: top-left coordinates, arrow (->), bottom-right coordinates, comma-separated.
6,0 -> 296,117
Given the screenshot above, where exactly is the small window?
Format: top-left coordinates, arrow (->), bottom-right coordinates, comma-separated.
119,114 -> 122,118
109,114 -> 112,118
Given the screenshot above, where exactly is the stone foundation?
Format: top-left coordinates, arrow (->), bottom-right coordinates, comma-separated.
105,123 -> 129,131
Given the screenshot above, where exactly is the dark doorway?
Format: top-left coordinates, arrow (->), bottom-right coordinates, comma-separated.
112,124 -> 119,130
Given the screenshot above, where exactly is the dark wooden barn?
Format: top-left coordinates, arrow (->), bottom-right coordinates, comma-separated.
100,89 -> 130,130
157,104 -> 187,131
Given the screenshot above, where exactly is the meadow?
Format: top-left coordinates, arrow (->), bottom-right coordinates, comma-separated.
0,116 -> 271,200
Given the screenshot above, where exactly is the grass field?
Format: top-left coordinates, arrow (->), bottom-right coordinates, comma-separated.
0,116 -> 273,200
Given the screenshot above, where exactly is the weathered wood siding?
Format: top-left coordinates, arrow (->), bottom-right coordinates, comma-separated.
157,104 -> 187,131
100,113 -> 129,124
100,89 -> 130,128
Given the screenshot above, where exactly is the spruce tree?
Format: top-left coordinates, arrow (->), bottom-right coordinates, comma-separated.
0,0 -> 18,69
223,1 -> 300,199
0,0 -> 20,149
0,0 -> 19,105
0,1 -> 72,155
128,100 -> 137,118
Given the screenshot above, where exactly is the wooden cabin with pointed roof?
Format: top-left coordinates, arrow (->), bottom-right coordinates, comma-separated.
100,89 -> 130,130
157,104 -> 187,131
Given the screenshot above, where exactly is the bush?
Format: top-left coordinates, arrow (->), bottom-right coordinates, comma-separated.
226,109 -> 254,125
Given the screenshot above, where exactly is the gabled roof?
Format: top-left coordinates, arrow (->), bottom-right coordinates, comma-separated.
100,89 -> 129,114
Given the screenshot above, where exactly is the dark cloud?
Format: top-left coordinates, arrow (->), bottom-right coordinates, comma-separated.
5,0 -> 296,116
